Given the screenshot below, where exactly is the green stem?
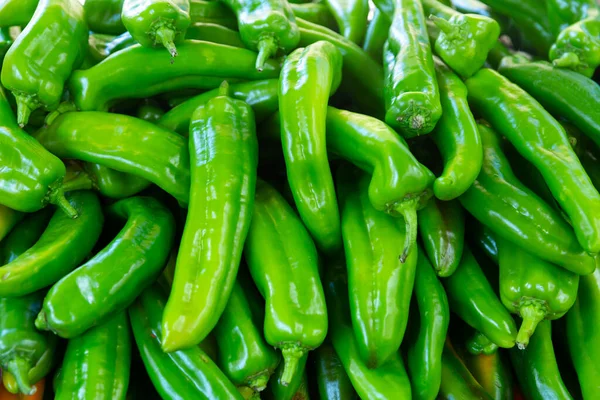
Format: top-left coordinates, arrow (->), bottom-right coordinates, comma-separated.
45,101 -> 77,126
61,172 -> 94,192
553,52 -> 580,68
6,358 -> 34,395
256,36 -> 278,71
394,199 -> 418,263
248,371 -> 270,392
218,80 -> 230,97
48,185 -> 79,219
280,345 -> 305,386
429,15 -> 454,36
237,386 -> 259,400
466,331 -> 499,355
516,302 -> 547,350
15,95 -> 33,128
155,25 -> 178,60
34,311 -> 48,331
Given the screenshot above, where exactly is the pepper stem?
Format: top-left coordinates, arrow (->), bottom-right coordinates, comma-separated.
15,96 -> 33,128
155,26 -> 178,60
45,101 -> 77,126
553,52 -> 580,69
237,386 -> 259,400
48,185 -> 78,219
6,358 -> 35,395
34,311 -> 49,332
516,303 -> 547,350
256,36 -> 278,71
429,15 -> 455,36
394,199 -> 418,263
61,172 -> 94,192
280,345 -> 305,386
218,81 -> 230,97
248,372 -> 270,392
466,331 -> 499,355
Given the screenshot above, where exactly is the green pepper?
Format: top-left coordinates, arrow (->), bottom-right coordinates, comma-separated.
218,0 -> 299,69
546,0 -> 597,35
0,27 -> 13,64
121,0 -> 191,58
1,0 -> 88,126
466,69 -> 600,254
33,111 -> 190,205
337,166 -> 417,368
0,191 -> 103,297
130,283 -> 244,399
54,312 -> 131,400
0,206 -> 23,244
450,0 -> 509,30
431,57 -> 482,200
323,254 -> 413,399
214,276 -> 280,393
185,22 -> 246,47
422,0 -> 500,79
311,343 -> 357,400
405,245 -> 450,400
290,3 -> 338,31
68,41 -> 280,111
418,198 -> 465,277
464,330 -> 499,356
496,237 -> 579,349
362,8 -> 390,62
243,179 -> 327,386
78,163 -> 151,200
510,320 -> 573,400
322,0 -> 368,43
188,0 -> 237,28
550,9 -> 600,78
0,0 -> 39,27
135,101 -> 164,123
383,0 -> 441,137
84,0 -> 126,35
460,349 -> 513,400
35,196 -> 174,339
161,83 -> 257,352
565,121 -> 600,192
159,79 -> 279,134
279,41 -> 343,254
566,268 -> 600,399
264,355 -> 308,400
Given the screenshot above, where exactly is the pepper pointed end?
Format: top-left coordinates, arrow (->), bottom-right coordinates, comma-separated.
218,81 -> 230,97
34,311 -> 49,331
280,345 -> 305,386
155,26 -> 178,60
256,36 -> 278,71
516,303 -> 547,350
6,358 -> 35,395
394,200 -> 418,263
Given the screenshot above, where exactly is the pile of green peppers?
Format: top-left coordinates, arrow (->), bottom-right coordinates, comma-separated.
0,0 -> 599,399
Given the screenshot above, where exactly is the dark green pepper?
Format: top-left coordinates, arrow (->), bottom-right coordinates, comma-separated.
162,83 -> 257,352
189,0 -> 238,28
279,41 -> 343,253
565,121 -> 600,192
185,22 -> 246,47
54,311 -> 131,400
311,343 -> 356,400
0,206 -> 23,244
466,68 -> 600,254
1,0 -> 88,126
84,0 -> 126,35
130,283 -> 244,399
323,0 -> 368,43
0,0 -> 39,27
0,27 -> 13,64
121,0 -> 191,58
290,3 -> 337,31
35,196 -> 175,338
362,8 -> 389,62
461,349 -> 513,400
135,101 -> 164,123
546,0 -> 597,34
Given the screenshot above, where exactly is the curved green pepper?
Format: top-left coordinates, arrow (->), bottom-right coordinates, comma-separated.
71,163 -> 151,200
0,0 -> 39,27
466,69 -> 600,254
312,343 -> 356,400
290,3 -> 338,31
130,283 -> 244,399
337,166 -> 417,368
33,111 -> 190,205
406,246 -> 450,400
509,320 -> 573,400
546,0 -> 597,34
185,22 -> 246,47
0,191 -> 103,297
279,41 -> 343,254
84,0 -> 126,35
244,179 -> 327,386
264,354 -> 308,400
188,0 -> 237,28
461,349 -> 513,400
54,311 -> 131,400
418,198 -> 465,277
68,40 -> 280,111
1,0 -> 88,126
35,196 -> 174,339
122,0 -> 191,58
162,83 -> 257,352
323,0 -> 368,43
383,0 -> 441,137
438,339 -> 493,399
362,8 -> 390,62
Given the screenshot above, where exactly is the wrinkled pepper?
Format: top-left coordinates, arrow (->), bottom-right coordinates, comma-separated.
311,343 -> 357,400
84,0 -> 126,35
323,0 -> 368,43
362,8 -> 390,62
0,0 -> 39,27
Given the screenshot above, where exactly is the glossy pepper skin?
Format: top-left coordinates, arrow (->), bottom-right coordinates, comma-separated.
0,0 -> 39,27
383,0 -> 441,137
81,164 -> 151,199
68,40 -> 280,111
466,69 -> 600,255
35,196 -> 174,339
214,277 -> 280,393
1,0 -> 88,126
33,112 -> 190,205
323,0 -> 368,43
289,3 -> 338,31
162,83 -> 257,352
244,179 -> 327,386
0,206 -> 23,244
324,254 -> 412,400
279,41 -> 343,254
122,0 -> 191,58
496,237 -> 579,349
510,320 -> 573,400
0,191 -> 103,297
312,343 -> 357,400
430,58 -> 482,200
461,349 -> 513,400
219,0 -> 299,69
130,283 -> 244,400
362,8 -> 389,62
546,0 -> 597,34
337,166 -> 417,368
443,246 -> 517,349
406,246 -> 450,400
54,312 -> 131,400
418,199 -> 465,277
185,22 -> 246,47
84,0 -> 126,35
566,269 -> 600,399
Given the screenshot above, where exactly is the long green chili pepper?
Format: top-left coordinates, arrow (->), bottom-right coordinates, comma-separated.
162,83 -> 257,352
467,68 -> 600,254
68,40 -> 280,111
84,0 -> 126,35
130,283 -> 244,399
33,111 -> 190,205
546,0 -> 597,34
337,166 -> 417,368
323,0 -> 368,43
324,254 -> 413,399
0,0 -> 39,27
430,57 -> 482,200
264,355 -> 308,400
186,22 -> 246,47
362,8 -> 390,62
279,41 -> 343,254
121,0 -> 191,58
54,312 -> 131,400
35,196 -> 174,339
383,0 -> 441,137
290,3 -> 338,31
418,198 -> 465,277
312,343 -> 357,400
1,0 -> 88,126
406,246 -> 450,400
